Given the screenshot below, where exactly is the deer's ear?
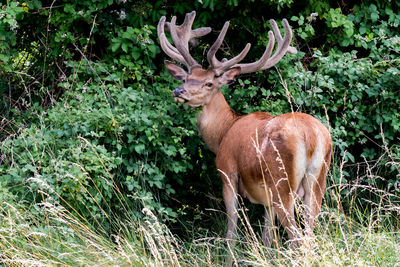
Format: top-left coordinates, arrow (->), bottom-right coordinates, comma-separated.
165,60 -> 187,81
219,67 -> 241,86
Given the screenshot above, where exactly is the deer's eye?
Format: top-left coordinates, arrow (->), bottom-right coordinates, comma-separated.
205,82 -> 213,87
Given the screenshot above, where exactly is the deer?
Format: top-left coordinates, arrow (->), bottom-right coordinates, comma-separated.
158,11 -> 332,252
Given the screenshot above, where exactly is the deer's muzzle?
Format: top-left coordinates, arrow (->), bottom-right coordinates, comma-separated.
172,86 -> 186,97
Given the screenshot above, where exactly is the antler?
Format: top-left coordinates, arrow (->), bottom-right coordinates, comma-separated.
207,19 -> 297,75
157,11 -> 211,69
158,11 -> 297,75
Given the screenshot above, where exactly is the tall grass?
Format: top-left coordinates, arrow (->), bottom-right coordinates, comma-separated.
1,144 -> 399,266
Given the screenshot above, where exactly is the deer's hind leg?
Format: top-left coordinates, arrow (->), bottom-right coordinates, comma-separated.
302,152 -> 329,236
272,191 -> 302,248
262,206 -> 276,247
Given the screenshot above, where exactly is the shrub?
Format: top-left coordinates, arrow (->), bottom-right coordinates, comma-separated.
0,60 -> 199,226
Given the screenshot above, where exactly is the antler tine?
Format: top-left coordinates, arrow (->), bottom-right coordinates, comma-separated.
207,22 -> 229,69
169,16 -> 198,67
157,16 -> 186,65
216,43 -> 251,74
258,19 -> 295,70
270,19 -> 297,55
235,19 -> 297,74
158,11 -> 212,69
207,21 -> 252,76
236,31 -> 275,74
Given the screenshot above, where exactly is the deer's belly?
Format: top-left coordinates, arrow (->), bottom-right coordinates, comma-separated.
238,177 -> 272,206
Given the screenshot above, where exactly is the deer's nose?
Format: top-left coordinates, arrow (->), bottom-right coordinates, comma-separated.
173,86 -> 186,97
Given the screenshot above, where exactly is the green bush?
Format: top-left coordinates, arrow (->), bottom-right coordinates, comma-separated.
0,59 -> 198,226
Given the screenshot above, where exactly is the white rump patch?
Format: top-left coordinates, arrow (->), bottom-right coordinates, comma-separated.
294,140 -> 307,193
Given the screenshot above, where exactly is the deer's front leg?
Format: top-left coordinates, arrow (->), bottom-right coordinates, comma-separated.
221,172 -> 239,241
220,171 -> 239,267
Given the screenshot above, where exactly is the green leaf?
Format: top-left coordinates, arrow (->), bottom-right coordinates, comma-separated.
132,47 -> 142,60
121,43 -> 128,53
371,12 -> 379,22
134,144 -> 145,154
111,41 -> 121,52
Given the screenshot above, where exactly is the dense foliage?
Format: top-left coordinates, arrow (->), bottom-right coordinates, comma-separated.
1,0 -> 399,235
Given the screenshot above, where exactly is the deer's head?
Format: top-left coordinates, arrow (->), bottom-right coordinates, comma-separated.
158,11 -> 297,108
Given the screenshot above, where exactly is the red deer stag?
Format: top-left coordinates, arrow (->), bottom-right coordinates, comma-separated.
158,11 -> 332,249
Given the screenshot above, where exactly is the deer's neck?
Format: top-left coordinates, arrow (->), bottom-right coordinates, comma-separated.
196,90 -> 238,154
